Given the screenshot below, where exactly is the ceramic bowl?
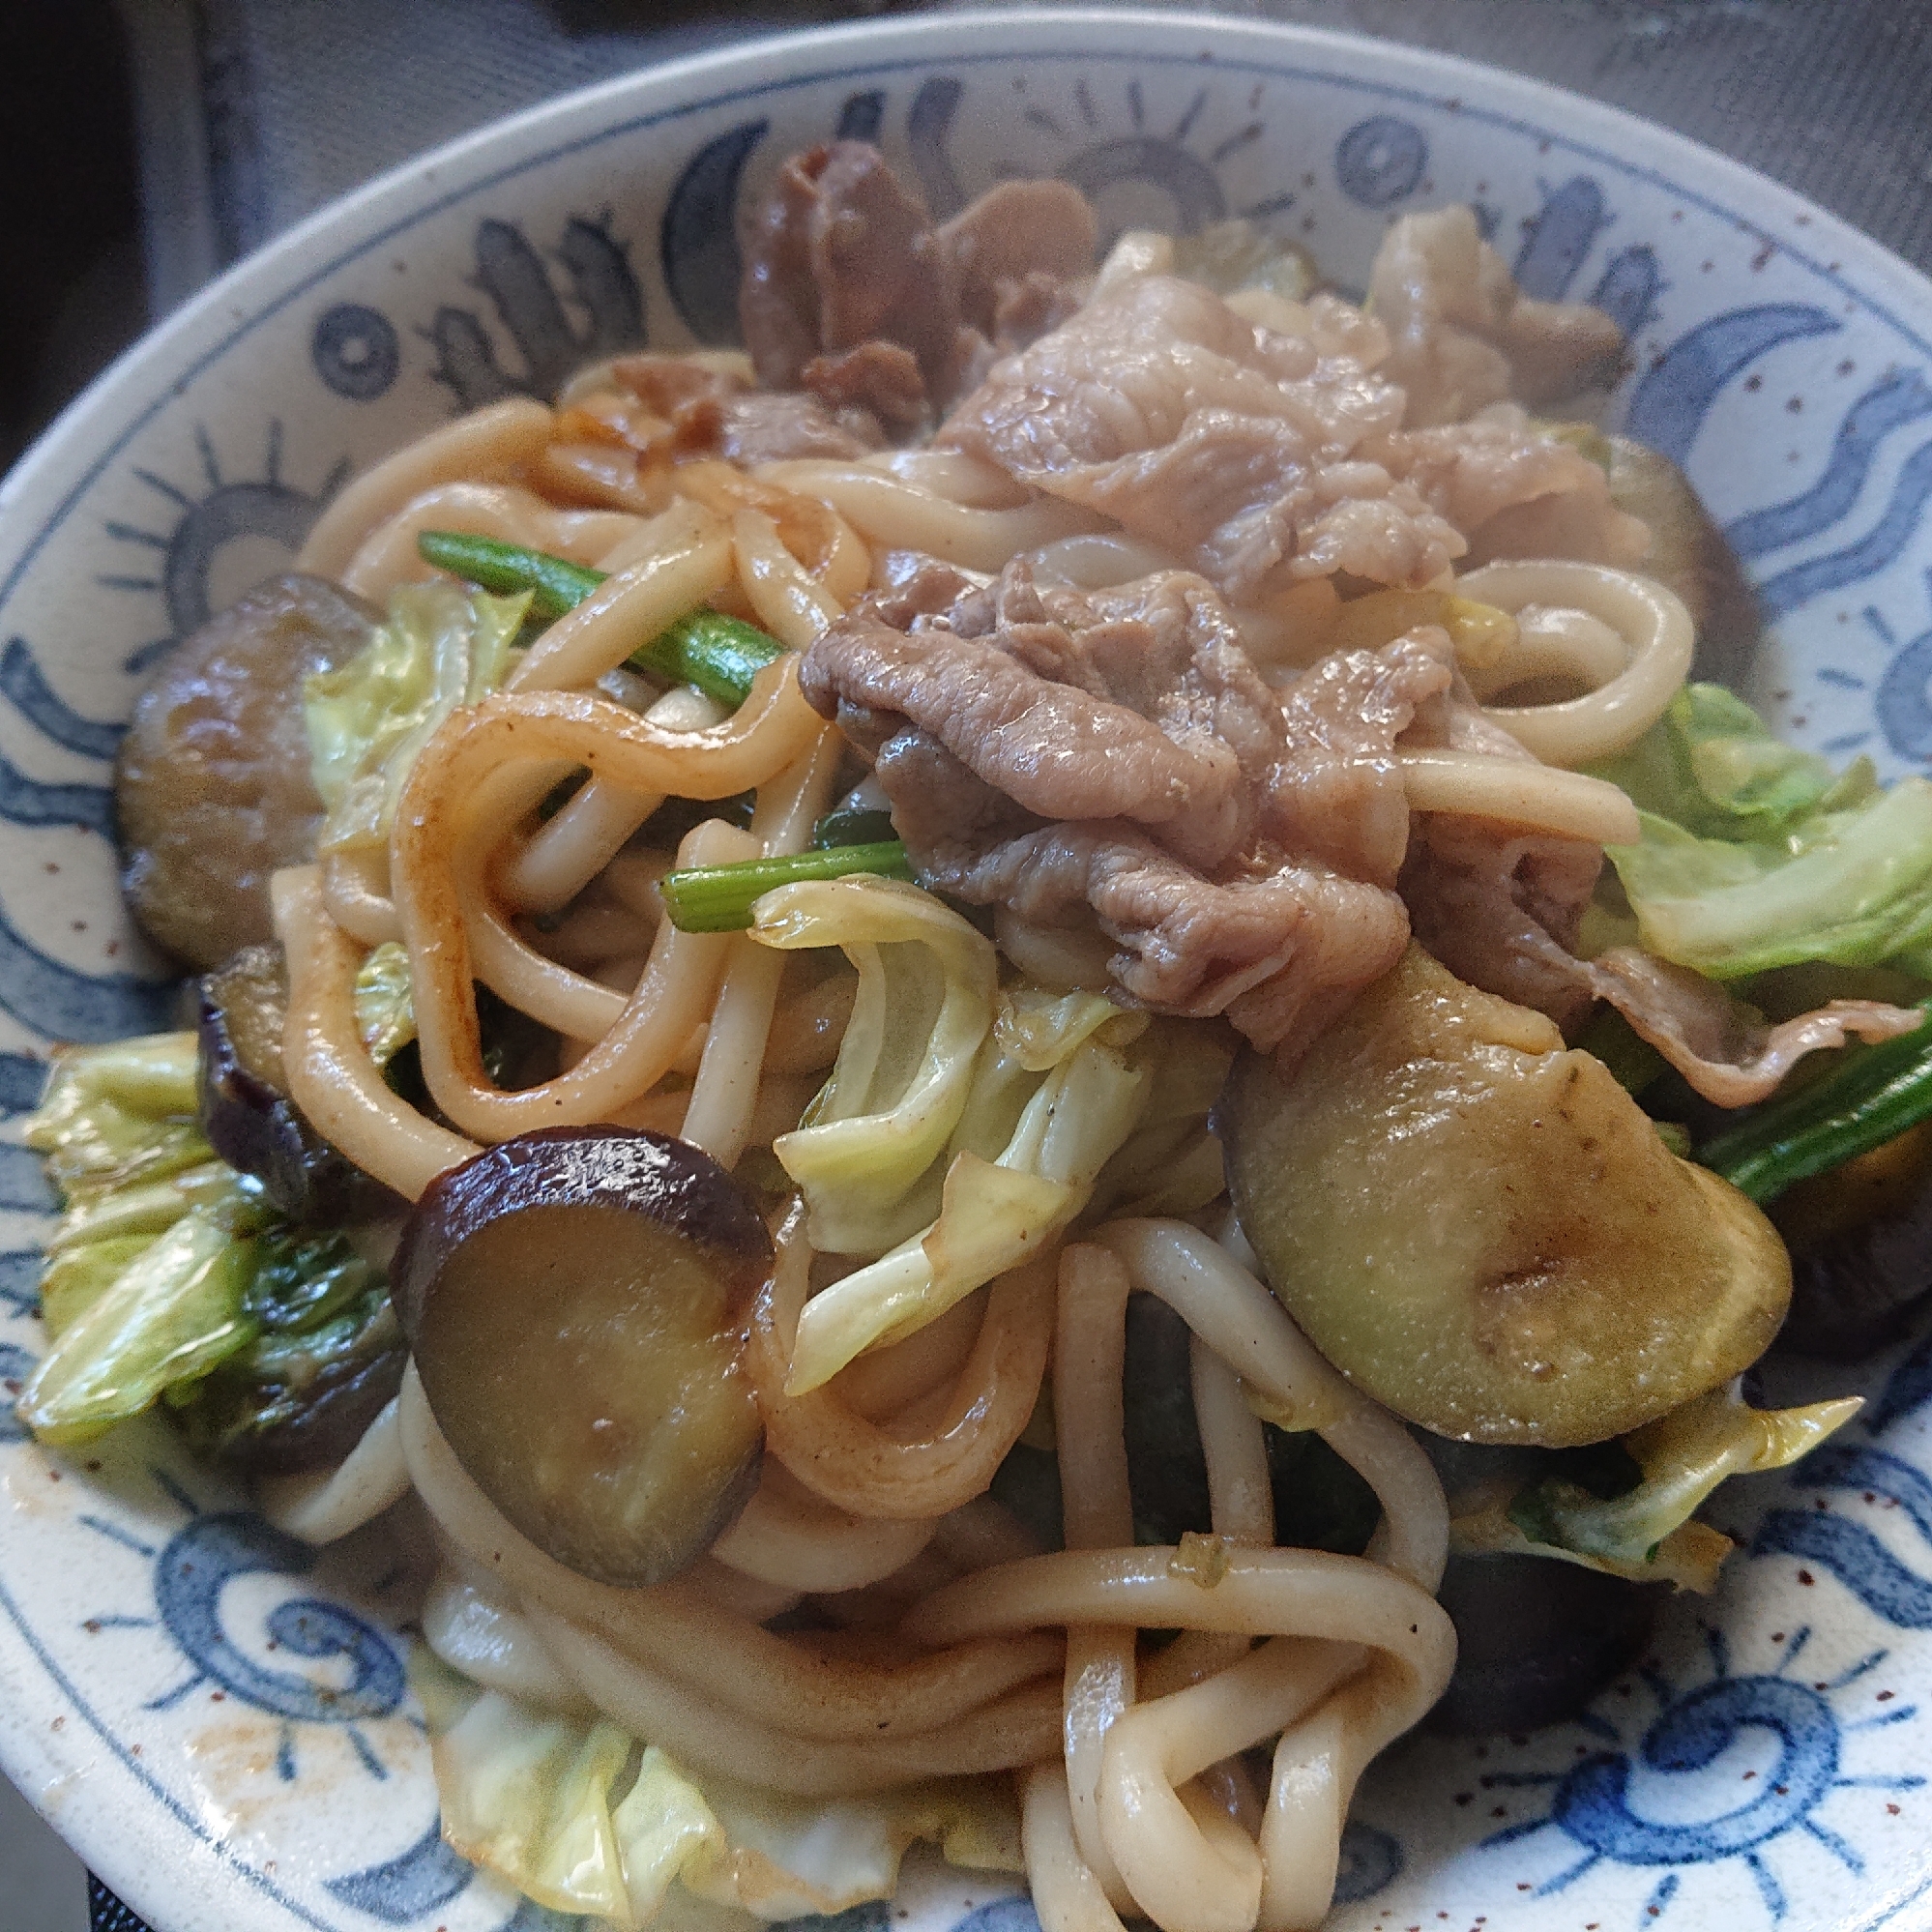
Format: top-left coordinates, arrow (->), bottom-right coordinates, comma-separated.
5,11 -> 1932,1931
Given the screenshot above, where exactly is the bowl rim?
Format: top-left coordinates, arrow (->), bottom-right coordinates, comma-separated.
7,4 -> 1932,621
6,11 -> 1932,1930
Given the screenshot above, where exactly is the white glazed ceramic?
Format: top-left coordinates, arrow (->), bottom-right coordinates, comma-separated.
7,13 -> 1932,1932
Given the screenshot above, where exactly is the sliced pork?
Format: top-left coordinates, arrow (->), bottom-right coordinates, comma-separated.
937,273 -> 1636,600
1367,204 -> 1625,427
737,142 -> 1098,434
802,560 -> 1452,1058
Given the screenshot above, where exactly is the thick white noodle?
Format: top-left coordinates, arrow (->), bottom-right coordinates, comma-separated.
1453,560 -> 1694,766
254,1394 -> 410,1544
297,399 -> 554,579
1395,748 -> 1641,845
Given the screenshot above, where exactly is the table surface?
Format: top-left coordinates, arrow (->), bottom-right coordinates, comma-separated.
12,1 -> 1932,1927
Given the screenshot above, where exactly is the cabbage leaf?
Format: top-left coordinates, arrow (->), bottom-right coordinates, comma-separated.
1593,683 -> 1859,840
779,987 -> 1151,1394
305,580 -> 527,857
755,876 -> 997,1256
425,1672 -> 1020,1929
14,1036 -> 398,1449
1591,685 -> 1932,980
752,880 -> 1233,1392
354,939 -> 418,1068
1449,1385 -> 1860,1592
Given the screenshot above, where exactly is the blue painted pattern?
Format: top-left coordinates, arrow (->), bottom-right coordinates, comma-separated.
1479,1628 -> 1922,1923
0,901 -> 175,1042
0,1051 -> 46,1114
1757,443 -> 1932,623
0,1250 -> 40,1313
3,40 -> 1932,1932
311,303 -> 400,402
1587,244 -> 1663,339
0,1341 -> 36,1441
0,636 -> 125,758
1334,115 -> 1426,208
430,217 -> 644,411
323,1820 -> 475,1924
661,119 -> 769,344
0,752 -> 114,839
151,1513 -> 406,1733
1726,370 -> 1932,560
1625,304 -> 1841,466
1512,176 -> 1609,300
1332,1820 -> 1402,1903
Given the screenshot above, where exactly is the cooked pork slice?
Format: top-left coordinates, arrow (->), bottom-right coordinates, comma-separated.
802,560 -> 1453,1057
938,272 -> 1633,601
738,144 -> 1101,427
609,354 -> 882,461
1367,204 -> 1625,427
938,177 -> 1098,348
741,141 -> 960,401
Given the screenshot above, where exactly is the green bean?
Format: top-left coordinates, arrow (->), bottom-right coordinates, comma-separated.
659,842 -> 913,932
1698,1008 -> 1932,1203
416,531 -> 602,619
416,531 -> 787,705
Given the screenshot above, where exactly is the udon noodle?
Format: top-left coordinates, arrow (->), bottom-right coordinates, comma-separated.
28,153 -> 1910,1932
253,328 -> 1689,1931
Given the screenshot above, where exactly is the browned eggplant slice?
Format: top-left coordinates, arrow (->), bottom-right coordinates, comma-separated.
395,1127 -> 772,1587
117,572 -> 377,968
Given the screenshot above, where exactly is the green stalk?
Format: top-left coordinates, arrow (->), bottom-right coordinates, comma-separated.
1698,1009 -> 1932,1202
660,842 -> 913,932
417,531 -> 602,619
416,531 -> 786,704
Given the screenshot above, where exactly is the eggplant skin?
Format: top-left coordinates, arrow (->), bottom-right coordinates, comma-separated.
392,1127 -> 775,1344
395,1127 -> 774,1588
1428,1553 -> 1662,1735
197,944 -> 398,1226
116,573 -> 378,969
176,1295 -> 408,1476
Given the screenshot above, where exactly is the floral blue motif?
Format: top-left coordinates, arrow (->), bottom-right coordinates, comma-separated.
429,217 -> 644,411
1512,176 -> 1610,300
149,1512 -> 407,1737
1478,1627 -> 1923,1923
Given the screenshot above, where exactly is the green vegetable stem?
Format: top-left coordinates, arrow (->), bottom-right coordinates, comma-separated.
416,531 -> 787,706
416,531 -> 603,617
659,842 -> 914,932
1699,1008 -> 1932,1203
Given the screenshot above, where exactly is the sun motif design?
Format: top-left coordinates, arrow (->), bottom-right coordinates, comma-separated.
1014,76 -> 1298,241
73,1459 -> 414,1786
1475,1624 -> 1923,1924
97,421 -> 348,674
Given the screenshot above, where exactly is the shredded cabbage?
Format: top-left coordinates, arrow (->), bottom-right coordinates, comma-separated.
756,875 -> 998,1255
421,1651 -> 1021,1929
22,1033 -> 209,1200
305,580 -> 527,857
1591,685 -> 1932,979
1594,683 -> 1857,840
14,1036 -> 396,1449
751,878 -> 1233,1393
354,939 -> 419,1068
1449,1384 -> 1860,1592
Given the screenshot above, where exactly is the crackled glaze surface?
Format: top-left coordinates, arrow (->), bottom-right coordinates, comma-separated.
5,14 -> 1932,1932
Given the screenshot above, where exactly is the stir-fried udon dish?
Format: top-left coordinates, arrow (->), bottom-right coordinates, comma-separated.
22,136 -> 1932,1932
